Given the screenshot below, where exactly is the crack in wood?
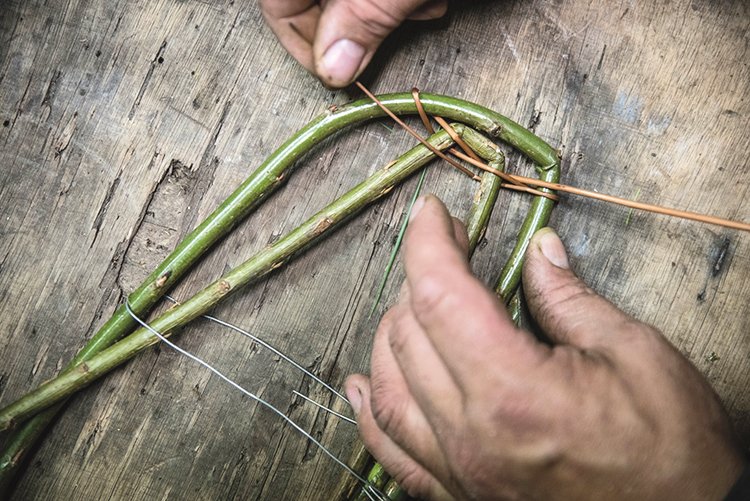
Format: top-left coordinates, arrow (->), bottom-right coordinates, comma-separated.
40,69 -> 61,121
53,112 -> 77,158
95,160 -> 174,295
90,168 -> 123,247
221,10 -> 242,49
179,100 -> 232,232
127,39 -> 168,120
710,235 -> 731,278
7,73 -> 33,135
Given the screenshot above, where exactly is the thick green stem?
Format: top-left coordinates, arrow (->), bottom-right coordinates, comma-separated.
366,462 -> 390,493
493,174 -> 558,299
0,129 -> 462,431
0,92 -> 559,489
383,479 -> 408,501
466,154 -> 505,254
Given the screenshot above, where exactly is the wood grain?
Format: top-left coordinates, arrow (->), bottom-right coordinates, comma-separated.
0,0 -> 747,498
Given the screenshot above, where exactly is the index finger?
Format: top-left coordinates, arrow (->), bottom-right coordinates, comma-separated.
260,0 -> 320,72
403,195 -> 547,385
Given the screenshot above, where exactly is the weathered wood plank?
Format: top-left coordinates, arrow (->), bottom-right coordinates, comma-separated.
0,0 -> 747,499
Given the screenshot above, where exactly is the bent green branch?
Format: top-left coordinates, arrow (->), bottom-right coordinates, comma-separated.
0,125 -> 512,431
0,93 -> 559,491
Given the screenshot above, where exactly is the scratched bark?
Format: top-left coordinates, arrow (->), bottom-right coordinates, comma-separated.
0,0 -> 748,499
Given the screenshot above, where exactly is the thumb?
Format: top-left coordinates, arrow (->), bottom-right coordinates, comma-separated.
522,228 -> 636,350
313,0 -> 447,87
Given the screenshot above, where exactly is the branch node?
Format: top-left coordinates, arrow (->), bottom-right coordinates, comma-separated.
155,270 -> 172,288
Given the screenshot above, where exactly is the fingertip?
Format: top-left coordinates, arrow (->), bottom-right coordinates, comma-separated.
345,374 -> 369,416
407,0 -> 449,20
523,227 -> 574,305
408,194 -> 450,224
523,229 -> 638,349
408,194 -> 430,222
404,195 -> 469,278
317,38 -> 366,87
451,217 -> 469,256
404,195 -> 472,293
312,0 -> 401,87
529,227 -> 570,270
347,376 -> 383,450
524,227 -> 573,296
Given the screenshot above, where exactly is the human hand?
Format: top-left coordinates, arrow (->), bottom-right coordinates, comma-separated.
345,195 -> 745,500
259,0 -> 448,87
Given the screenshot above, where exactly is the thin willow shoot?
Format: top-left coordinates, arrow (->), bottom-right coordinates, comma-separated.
369,170 -> 427,317
355,147 -> 507,501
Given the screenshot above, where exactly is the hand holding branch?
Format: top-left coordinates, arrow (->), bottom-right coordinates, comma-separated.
346,195 -> 746,500
260,0 -> 448,87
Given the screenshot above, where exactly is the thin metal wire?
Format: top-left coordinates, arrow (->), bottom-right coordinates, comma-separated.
166,297 -> 358,426
164,295 -> 351,406
206,317 -> 350,403
292,390 -> 357,426
124,301 -> 386,499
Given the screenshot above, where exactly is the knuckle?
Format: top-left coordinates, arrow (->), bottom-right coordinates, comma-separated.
370,381 -> 407,435
346,0 -> 404,37
481,388 -> 534,432
394,464 -> 433,499
547,280 -> 596,313
386,313 -> 414,355
467,386 -> 554,448
377,306 -> 399,332
616,320 -> 669,353
410,273 -> 458,322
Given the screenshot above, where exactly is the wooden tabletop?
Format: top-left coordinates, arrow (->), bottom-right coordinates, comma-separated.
1,0 -> 748,499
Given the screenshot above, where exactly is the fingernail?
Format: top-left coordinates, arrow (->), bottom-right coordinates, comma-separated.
320,39 -> 365,85
536,228 -> 569,269
409,195 -> 427,222
346,383 -> 362,415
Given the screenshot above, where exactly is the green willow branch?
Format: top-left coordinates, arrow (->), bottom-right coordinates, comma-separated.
383,479 -> 408,501
466,155 -> 505,254
0,92 -> 559,491
0,125 -> 516,432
